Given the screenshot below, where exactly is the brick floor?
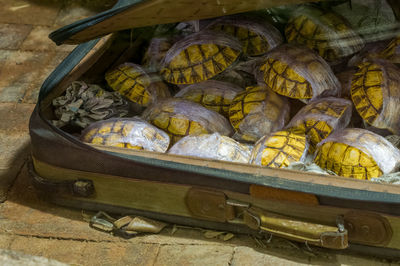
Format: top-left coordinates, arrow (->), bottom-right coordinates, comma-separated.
0,1 -> 399,265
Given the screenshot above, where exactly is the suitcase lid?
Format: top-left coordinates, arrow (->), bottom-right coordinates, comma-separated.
50,0 -> 316,45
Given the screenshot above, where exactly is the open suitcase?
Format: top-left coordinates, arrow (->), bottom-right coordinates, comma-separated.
29,0 -> 400,258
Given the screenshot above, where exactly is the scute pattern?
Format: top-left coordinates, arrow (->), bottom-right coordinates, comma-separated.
260,58 -> 313,99
250,130 -> 308,168
105,63 -> 151,106
351,62 -> 383,124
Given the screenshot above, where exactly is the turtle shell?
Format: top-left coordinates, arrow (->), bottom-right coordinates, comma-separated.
206,16 -> 283,56
314,128 -> 400,179
105,63 -> 170,107
285,6 -> 364,62
250,129 -> 309,168
142,98 -> 233,144
258,45 -> 340,102
379,35 -> 400,64
142,37 -> 173,72
160,31 -> 242,85
229,86 -> 290,142
350,60 -> 400,134
80,117 -> 170,152
174,80 -> 243,117
286,97 -> 352,153
168,133 -> 251,163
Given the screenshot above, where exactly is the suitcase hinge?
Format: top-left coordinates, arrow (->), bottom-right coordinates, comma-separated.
186,188 -> 348,249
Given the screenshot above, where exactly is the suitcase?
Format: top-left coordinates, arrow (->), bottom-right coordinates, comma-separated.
29,0 -> 400,258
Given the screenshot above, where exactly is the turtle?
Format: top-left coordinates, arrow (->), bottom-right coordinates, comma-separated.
350,59 -> 400,135
168,133 -> 251,163
206,15 -> 283,56
314,128 -> 400,180
250,129 -> 309,168
379,35 -> 400,64
286,97 -> 352,153
285,5 -> 364,62
160,30 -> 242,85
80,117 -> 170,152
228,85 -> 290,142
142,98 -> 233,144
258,44 -> 341,102
105,63 -> 170,107
174,80 -> 243,117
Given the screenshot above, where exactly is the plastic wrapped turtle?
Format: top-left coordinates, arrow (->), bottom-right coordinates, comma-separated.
160,31 -> 242,85
250,129 -> 309,168
286,97 -> 352,153
142,98 -> 233,144
229,86 -> 290,142
258,44 -> 341,103
80,117 -> 170,152
105,63 -> 170,107
314,128 -> 400,180
379,35 -> 400,64
174,80 -> 243,117
285,5 -> 364,62
206,15 -> 283,56
168,133 -> 251,163
350,60 -> 400,135
142,37 -> 174,72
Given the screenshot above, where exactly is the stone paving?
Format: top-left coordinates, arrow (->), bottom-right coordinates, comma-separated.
0,0 -> 399,265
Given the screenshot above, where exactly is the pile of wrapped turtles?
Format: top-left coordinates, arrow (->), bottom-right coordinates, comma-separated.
53,2 -> 400,181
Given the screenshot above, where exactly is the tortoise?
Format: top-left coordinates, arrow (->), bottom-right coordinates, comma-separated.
285,5 -> 364,62
314,128 -> 400,180
258,44 -> 341,102
160,30 -> 242,85
206,15 -> 283,56
350,59 -> 400,135
286,97 -> 352,153
229,85 -> 290,142
80,117 -> 170,152
174,80 -> 243,117
142,37 -> 173,72
105,63 -> 170,107
250,129 -> 309,168
141,98 -> 233,144
168,133 -> 251,163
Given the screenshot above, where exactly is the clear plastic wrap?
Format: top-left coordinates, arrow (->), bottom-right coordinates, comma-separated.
168,133 -> 251,163
174,80 -> 243,117
142,37 -> 174,72
258,44 -> 341,102
250,129 -> 309,168
105,63 -> 170,107
213,58 -> 259,88
80,117 -> 170,152
335,69 -> 356,99
379,35 -> 400,64
285,5 -> 364,62
351,59 -> 400,134
142,98 -> 233,143
160,30 -> 242,84
315,128 -> 400,178
286,97 -> 352,152
229,86 -> 290,142
206,15 -> 283,56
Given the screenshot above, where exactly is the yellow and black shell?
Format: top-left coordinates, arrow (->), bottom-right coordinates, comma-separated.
160,31 -> 242,85
250,129 -> 309,168
80,117 -> 170,152
168,133 -> 251,163
142,37 -> 173,72
285,6 -> 364,62
350,60 -> 400,134
229,86 -> 290,142
379,35 -> 400,64
286,97 -> 352,153
142,98 -> 233,144
105,63 -> 170,107
258,45 -> 340,102
174,80 -> 243,117
314,128 -> 400,180
206,16 -> 283,56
